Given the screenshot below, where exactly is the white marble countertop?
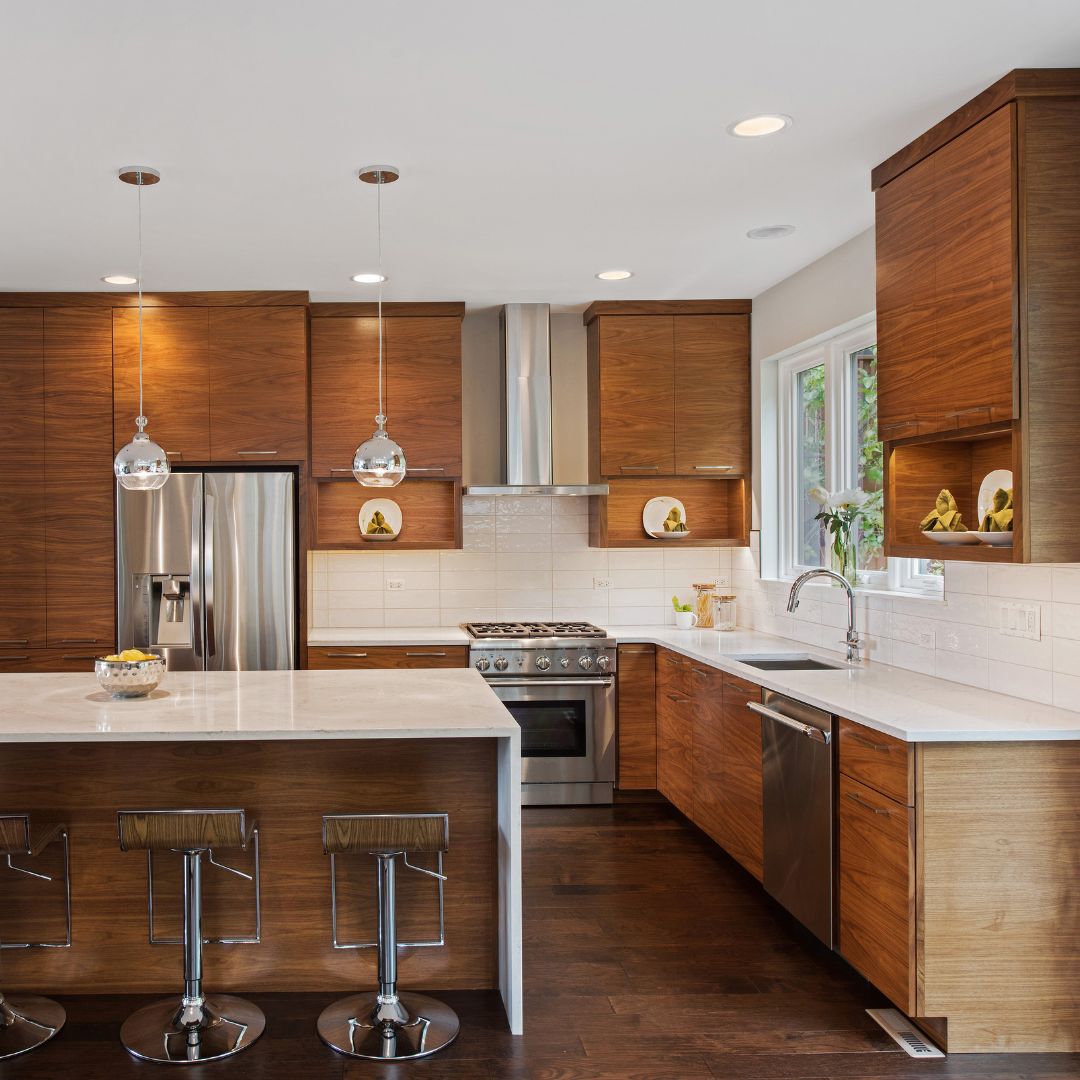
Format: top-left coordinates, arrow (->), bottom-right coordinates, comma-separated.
0,668 -> 518,743
310,625 -> 1080,743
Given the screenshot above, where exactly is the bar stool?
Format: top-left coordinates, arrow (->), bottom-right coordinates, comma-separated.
318,812 -> 458,1060
0,814 -> 71,1060
116,808 -> 264,1064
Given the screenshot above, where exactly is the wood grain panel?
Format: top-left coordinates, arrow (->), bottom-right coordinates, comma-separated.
593,477 -> 743,547
0,648 -> 107,672
307,646 -> 467,669
0,291 -> 309,309
323,813 -> 449,855
310,302 -> 465,319
616,644 -> 656,789
838,718 -> 913,807
918,741 -> 1080,1051
655,649 -> 693,816
720,675 -> 763,881
310,316 -> 379,478
0,308 -> 44,467
45,468 -> 115,648
674,315 -> 750,476
0,471 -> 46,649
385,316 -> 462,475
596,316 -> 675,475
838,774 -> 915,1014
113,308 -> 210,461
314,478 -> 460,550
583,300 -> 752,323
689,663 -> 725,846
0,738 -> 498,994
118,810 -> 250,851
208,306 -> 308,460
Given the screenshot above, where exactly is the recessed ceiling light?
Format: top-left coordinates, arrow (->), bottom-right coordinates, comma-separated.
101,274 -> 137,285
351,272 -> 388,284
747,225 -> 796,240
595,270 -> 633,281
728,114 -> 792,138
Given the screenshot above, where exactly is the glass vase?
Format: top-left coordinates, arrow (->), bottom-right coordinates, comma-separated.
831,532 -> 859,588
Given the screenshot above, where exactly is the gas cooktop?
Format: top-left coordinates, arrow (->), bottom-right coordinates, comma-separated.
464,621 -> 609,640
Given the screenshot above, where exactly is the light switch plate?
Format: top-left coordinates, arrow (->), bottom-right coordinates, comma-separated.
998,600 -> 1040,640
593,577 -> 611,590
387,578 -> 405,590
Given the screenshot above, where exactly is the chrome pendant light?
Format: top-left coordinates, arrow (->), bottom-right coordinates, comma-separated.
352,165 -> 406,488
113,166 -> 170,491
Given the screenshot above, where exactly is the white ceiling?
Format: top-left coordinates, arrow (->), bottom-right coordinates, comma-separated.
3,1 -> 1078,309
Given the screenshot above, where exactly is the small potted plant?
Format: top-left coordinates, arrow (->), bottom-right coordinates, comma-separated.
807,487 -> 878,587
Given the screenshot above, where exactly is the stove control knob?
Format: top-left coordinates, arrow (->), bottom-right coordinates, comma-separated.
475,657 -> 490,672
494,656 -> 509,672
596,654 -> 611,671
578,655 -> 593,671
535,656 -> 551,671
559,657 -> 570,669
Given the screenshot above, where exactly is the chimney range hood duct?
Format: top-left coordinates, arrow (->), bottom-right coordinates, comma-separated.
464,303 -> 608,496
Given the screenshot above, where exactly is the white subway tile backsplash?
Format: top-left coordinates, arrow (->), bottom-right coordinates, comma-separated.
381,552 -> 439,572
608,550 -> 663,571
987,564 -> 1052,601
328,571 -> 384,591
933,651 -> 988,689
662,547 -> 722,569
989,661 -> 1053,705
1051,566 -> 1080,604
943,562 -> 988,595
385,608 -> 441,627
1052,602 -> 1080,641
553,550 -> 609,571
495,530 -> 553,553
496,570 -> 552,592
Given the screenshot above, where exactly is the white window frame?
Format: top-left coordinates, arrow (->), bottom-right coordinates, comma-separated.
774,316 -> 940,594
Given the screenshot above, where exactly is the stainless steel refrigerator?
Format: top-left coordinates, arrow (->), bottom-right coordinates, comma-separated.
117,471 -> 297,670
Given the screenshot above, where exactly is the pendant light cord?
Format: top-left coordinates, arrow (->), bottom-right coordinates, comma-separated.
376,171 -> 385,424
136,173 -> 146,430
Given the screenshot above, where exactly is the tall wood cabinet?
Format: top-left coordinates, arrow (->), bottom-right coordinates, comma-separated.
584,301 -> 751,547
874,69 -> 1080,563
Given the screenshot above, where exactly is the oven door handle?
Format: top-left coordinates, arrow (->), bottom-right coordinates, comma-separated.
488,678 -> 614,688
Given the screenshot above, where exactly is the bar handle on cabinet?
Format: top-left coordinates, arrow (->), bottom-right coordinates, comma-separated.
62,655 -> 100,661
846,791 -> 891,816
237,450 -> 279,456
324,652 -> 369,658
494,678 -> 614,688
407,467 -> 445,474
620,464 -> 660,472
0,639 -> 29,645
166,451 -> 183,458
848,731 -> 890,752
405,651 -> 447,657
204,492 -> 216,661
0,656 -> 29,662
747,701 -> 830,744
329,468 -> 354,474
693,465 -> 735,471
57,638 -> 99,645
666,692 -> 690,704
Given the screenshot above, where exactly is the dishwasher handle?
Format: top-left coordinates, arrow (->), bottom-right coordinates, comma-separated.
747,701 -> 831,744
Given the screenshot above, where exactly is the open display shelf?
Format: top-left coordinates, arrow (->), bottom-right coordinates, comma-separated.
589,476 -> 750,548
885,423 -> 1019,562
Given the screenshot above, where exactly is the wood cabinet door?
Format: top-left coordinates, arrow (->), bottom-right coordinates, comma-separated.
655,649 -> 693,814
310,317 -> 379,478
113,308 -> 211,462
720,674 -> 763,880
690,663 -> 726,845
597,316 -> 675,476
616,644 -> 656,789
209,307 -> 308,461
838,717 -> 913,806
838,773 -> 916,1013
385,317 -> 463,476
674,315 -> 750,476
307,645 -> 467,669
0,309 -> 44,469
931,104 -> 1016,431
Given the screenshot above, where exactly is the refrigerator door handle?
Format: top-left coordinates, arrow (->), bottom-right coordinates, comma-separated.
190,480 -> 205,664
204,491 -> 216,660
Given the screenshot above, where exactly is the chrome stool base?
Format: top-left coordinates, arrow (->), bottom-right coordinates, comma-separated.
0,995 -> 65,1060
120,994 -> 264,1064
318,992 -> 459,1060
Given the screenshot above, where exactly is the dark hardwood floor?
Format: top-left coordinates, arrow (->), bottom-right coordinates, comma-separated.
1,800 -> 1077,1079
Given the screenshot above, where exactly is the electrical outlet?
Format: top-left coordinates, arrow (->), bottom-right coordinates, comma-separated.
387,578 -> 405,590
716,573 -> 731,587
593,577 -> 611,589
998,600 -> 1040,640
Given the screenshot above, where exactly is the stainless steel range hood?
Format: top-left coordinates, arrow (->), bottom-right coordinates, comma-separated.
464,303 -> 608,497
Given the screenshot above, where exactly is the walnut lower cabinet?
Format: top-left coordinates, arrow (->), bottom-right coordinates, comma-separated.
655,649 -> 693,816
616,644 -> 656,789
307,646 -> 468,670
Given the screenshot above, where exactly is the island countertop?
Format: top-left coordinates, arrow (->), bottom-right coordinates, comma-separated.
0,668 -> 519,743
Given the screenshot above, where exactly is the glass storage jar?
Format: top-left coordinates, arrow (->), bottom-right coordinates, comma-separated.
713,594 -> 737,632
692,583 -> 716,629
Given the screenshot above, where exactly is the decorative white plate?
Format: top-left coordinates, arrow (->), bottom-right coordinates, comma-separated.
922,530 -> 982,545
972,531 -> 1014,547
978,469 -> 1013,522
643,496 -> 691,540
359,498 -> 401,541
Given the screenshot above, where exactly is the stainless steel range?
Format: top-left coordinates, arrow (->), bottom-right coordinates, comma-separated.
466,621 -> 616,805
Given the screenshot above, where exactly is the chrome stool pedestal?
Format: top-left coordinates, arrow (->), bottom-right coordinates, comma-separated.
0,814 -> 71,1061
117,809 -> 264,1064
317,813 -> 459,1061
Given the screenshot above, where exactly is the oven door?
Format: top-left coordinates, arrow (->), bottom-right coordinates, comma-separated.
488,677 -> 615,785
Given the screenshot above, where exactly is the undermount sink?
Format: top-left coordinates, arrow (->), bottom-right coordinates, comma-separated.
728,652 -> 849,672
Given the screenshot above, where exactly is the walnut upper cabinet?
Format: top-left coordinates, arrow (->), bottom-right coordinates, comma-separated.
584,302 -> 751,479
309,304 -> 464,479
873,70 -> 1080,564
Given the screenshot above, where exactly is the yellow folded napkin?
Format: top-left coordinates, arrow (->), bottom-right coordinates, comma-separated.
979,487 -> 1013,532
920,489 -> 967,532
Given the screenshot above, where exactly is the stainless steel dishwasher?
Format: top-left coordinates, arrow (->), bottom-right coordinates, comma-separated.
748,691 -> 835,947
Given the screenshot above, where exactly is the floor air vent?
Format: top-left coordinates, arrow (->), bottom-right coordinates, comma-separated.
867,1008 -> 945,1059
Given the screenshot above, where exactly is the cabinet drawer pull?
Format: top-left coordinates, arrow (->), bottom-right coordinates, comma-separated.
0,639 -> 29,645
665,656 -> 682,666
329,468 -> 354,474
666,693 -> 689,704
848,731 -> 891,752
620,464 -> 660,472
324,652 -> 369,658
407,467 -> 445,473
57,638 -> 99,645
62,655 -> 99,661
692,667 -> 708,678
405,651 -> 447,657
693,465 -> 734,471
237,450 -> 279,456
0,656 -> 29,662
165,451 -> 183,458
846,791 -> 891,816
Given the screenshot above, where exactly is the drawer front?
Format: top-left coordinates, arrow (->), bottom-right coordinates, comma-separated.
838,774 -> 915,1013
839,717 -> 914,806
308,646 -> 468,670
657,688 -> 693,817
617,644 -> 657,789
0,648 -> 104,673
656,647 -> 692,697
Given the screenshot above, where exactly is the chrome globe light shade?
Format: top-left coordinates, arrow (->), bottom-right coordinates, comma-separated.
352,165 -> 406,488
113,166 -> 170,491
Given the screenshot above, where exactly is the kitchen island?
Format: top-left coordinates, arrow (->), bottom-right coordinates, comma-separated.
0,669 -> 523,1034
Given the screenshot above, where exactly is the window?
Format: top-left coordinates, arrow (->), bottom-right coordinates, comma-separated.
776,318 -> 941,591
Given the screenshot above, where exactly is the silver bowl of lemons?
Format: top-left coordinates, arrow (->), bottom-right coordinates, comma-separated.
95,649 -> 165,699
